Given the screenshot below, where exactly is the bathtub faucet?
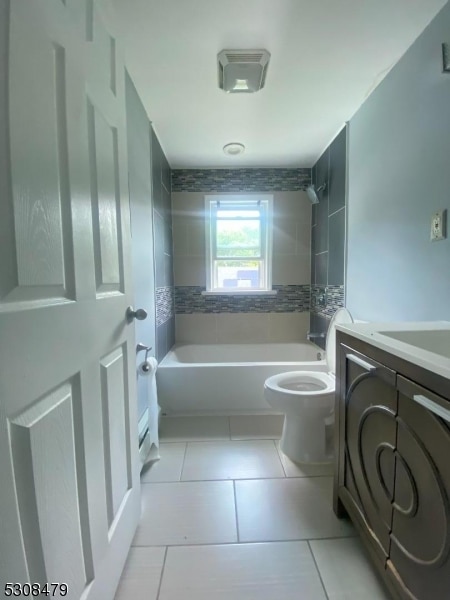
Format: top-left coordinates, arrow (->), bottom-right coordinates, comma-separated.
306,332 -> 326,341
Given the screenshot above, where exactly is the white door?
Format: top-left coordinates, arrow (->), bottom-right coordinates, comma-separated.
0,1 -> 140,599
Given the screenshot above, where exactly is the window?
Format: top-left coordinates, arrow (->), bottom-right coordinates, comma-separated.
205,195 -> 273,293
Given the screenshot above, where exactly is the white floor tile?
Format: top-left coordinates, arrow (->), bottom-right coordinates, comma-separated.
133,481 -> 237,546
276,443 -> 334,477
141,443 -> 186,483
236,477 -> 354,542
159,416 -> 230,441
230,415 -> 284,440
159,542 -> 327,600
310,537 -> 391,600
119,417 -> 381,600
181,440 -> 285,481
114,546 -> 165,600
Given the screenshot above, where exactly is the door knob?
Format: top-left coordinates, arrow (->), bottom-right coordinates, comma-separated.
126,306 -> 148,322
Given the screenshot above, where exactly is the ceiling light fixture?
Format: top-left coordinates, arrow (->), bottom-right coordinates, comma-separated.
223,142 -> 245,156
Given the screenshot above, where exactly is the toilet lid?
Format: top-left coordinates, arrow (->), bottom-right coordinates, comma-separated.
326,307 -> 354,375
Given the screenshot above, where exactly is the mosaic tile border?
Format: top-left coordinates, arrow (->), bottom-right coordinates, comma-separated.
310,285 -> 345,319
175,285 -> 311,314
156,286 -> 174,326
172,168 -> 311,193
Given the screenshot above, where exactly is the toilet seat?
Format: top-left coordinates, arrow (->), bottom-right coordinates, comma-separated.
265,307 -> 353,400
264,371 -> 335,396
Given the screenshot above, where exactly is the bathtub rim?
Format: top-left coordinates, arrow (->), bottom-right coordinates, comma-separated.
158,341 -> 326,370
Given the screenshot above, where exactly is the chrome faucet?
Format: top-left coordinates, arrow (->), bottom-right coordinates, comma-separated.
306,331 -> 326,341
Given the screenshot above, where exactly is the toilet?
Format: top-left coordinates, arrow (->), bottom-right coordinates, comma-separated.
264,308 -> 353,463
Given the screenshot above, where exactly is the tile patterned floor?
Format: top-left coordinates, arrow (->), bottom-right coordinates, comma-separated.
115,415 -> 391,600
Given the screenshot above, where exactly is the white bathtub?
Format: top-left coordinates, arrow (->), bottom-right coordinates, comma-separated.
157,342 -> 327,415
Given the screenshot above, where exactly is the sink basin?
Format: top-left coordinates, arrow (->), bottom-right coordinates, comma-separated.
378,329 -> 450,360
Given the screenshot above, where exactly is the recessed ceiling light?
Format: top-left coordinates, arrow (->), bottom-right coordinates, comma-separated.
223,142 -> 245,156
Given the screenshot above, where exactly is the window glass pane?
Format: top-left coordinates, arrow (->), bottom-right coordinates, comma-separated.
216,220 -> 260,255
217,209 -> 260,219
216,247 -> 260,258
215,260 -> 261,289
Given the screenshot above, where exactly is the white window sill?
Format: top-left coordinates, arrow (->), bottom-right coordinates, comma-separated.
201,290 -> 277,296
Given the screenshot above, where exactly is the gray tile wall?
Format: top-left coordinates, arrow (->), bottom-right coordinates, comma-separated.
310,126 -> 347,349
175,285 -> 310,314
172,168 -> 311,193
152,128 -> 175,361
311,285 -> 345,319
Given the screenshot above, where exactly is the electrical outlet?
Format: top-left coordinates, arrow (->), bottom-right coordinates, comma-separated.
430,209 -> 447,241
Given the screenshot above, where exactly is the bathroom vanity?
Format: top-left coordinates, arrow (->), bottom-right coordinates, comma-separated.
333,322 -> 450,600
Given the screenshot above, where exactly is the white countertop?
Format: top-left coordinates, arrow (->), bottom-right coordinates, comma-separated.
336,321 -> 450,380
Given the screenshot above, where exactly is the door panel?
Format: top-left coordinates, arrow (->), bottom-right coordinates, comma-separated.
0,1 -> 139,598
5,17 -> 75,304
100,346 -> 131,525
87,100 -> 122,294
10,380 -> 87,596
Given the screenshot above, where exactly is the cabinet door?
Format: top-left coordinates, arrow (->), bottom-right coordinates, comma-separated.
387,376 -> 450,600
339,346 -> 397,560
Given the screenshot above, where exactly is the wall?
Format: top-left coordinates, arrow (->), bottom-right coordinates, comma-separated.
152,130 -> 174,360
171,169 -> 313,343
347,2 -> 450,322
310,127 -> 347,348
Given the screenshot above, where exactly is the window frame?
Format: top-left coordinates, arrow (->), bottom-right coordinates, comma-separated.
204,194 -> 273,294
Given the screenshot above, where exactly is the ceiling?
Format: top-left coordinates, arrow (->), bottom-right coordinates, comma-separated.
111,0 -> 447,168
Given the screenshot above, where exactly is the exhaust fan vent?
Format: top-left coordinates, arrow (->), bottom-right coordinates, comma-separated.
226,53 -> 265,63
218,49 -> 270,93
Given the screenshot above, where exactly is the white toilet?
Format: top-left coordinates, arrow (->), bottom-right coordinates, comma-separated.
264,308 -> 353,463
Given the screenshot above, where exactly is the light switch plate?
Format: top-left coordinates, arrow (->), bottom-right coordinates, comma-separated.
430,209 -> 447,241
443,43 -> 450,73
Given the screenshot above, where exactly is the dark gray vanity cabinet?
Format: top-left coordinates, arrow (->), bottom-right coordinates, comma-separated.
334,332 -> 450,600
